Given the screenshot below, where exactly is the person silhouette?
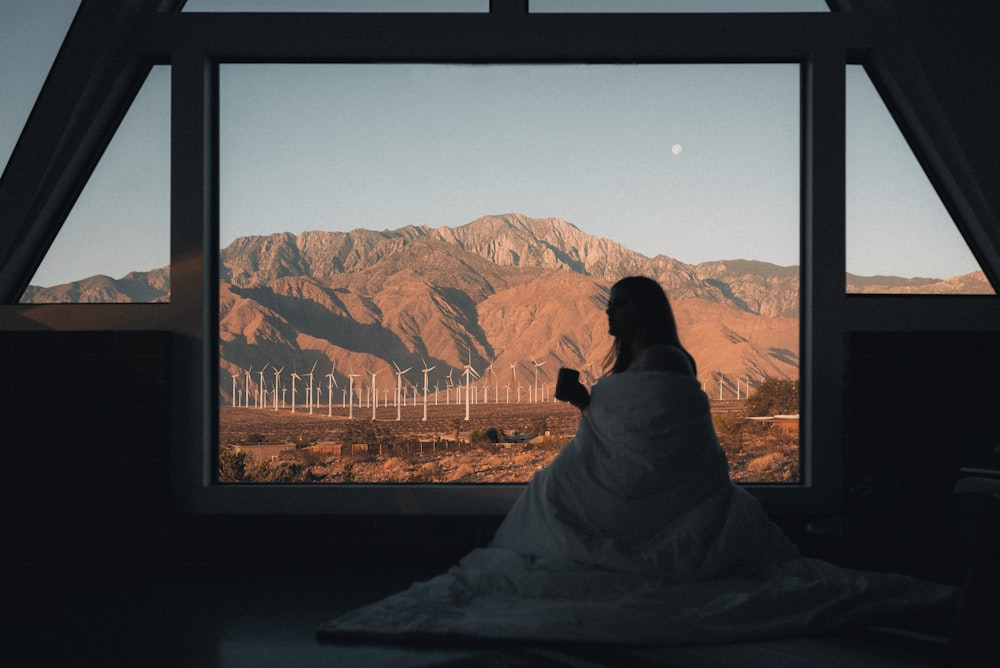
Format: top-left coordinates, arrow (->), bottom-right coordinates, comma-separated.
555,275 -> 697,409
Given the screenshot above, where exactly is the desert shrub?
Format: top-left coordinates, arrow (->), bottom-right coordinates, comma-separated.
526,417 -> 548,437
712,412 -> 744,435
244,460 -> 314,483
744,450 -> 799,483
218,448 -> 247,482
470,427 -> 503,453
745,378 -> 799,417
342,421 -> 397,449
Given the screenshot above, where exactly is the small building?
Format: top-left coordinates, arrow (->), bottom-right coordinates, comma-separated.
746,414 -> 800,435
232,442 -> 294,463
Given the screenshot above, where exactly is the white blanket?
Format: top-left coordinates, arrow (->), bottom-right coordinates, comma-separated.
319,372 -> 954,646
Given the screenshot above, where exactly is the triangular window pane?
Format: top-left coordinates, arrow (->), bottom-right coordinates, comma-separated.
845,65 -> 993,294
20,66 -> 171,303
0,0 -> 80,174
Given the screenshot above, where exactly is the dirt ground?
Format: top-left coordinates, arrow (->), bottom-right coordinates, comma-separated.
219,399 -> 799,484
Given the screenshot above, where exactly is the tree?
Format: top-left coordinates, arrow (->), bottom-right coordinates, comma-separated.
745,378 -> 799,417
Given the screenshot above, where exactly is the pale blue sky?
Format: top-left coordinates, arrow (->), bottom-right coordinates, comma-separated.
2,0 -> 984,288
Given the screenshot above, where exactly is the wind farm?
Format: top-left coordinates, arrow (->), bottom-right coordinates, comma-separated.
219,352 -> 797,486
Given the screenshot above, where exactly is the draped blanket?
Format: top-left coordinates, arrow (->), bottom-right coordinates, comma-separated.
318,372 -> 954,646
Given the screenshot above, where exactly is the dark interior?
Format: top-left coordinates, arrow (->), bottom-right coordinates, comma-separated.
3,1 -> 999,665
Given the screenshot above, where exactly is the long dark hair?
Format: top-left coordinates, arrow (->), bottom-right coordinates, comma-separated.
603,276 -> 697,375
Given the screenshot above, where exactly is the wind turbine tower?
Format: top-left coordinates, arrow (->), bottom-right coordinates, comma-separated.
305,361 -> 318,414
393,362 -> 411,421
420,357 -> 436,421
244,365 -> 253,408
509,362 -> 519,403
257,363 -> 269,410
347,370 -> 359,419
272,366 -> 283,411
290,370 -> 301,412
532,358 -> 546,404
370,367 -> 382,420
462,359 -> 480,421
325,363 -> 338,417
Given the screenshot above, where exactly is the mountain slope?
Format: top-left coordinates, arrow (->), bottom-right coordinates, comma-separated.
22,212 -> 993,404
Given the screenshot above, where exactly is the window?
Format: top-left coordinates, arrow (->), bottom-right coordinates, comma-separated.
19,67 -> 171,303
217,63 -> 801,486
845,66 -> 993,294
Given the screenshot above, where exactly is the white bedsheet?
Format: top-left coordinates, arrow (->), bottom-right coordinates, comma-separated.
319,372 -> 954,646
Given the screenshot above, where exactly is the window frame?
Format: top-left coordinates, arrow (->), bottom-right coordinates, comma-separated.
2,5 -> 998,518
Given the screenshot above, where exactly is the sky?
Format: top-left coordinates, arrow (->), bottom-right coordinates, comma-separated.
1,0 -> 985,288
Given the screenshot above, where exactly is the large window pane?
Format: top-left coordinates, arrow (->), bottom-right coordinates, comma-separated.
218,64 -> 801,484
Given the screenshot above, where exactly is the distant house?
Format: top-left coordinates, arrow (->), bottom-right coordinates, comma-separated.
746,415 -> 800,435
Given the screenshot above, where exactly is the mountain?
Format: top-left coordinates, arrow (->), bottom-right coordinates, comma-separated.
20,268 -> 170,303
21,213 -> 993,402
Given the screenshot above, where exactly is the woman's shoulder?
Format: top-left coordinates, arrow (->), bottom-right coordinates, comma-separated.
630,344 -> 694,376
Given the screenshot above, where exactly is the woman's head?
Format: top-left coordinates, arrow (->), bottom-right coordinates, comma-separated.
604,276 -> 692,374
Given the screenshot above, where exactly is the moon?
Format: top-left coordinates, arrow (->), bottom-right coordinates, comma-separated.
671,144 -> 683,155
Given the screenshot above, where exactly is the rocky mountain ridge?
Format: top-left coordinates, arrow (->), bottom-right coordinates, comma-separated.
20,213 -> 992,402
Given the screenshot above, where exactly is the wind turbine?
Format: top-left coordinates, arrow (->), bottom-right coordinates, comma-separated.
244,364 -> 253,408
509,362 -> 519,403
305,361 -> 318,414
486,354 -> 498,403
532,358 -> 546,404
347,368 -> 359,419
719,374 -> 725,400
370,367 -> 383,420
445,369 -> 454,405
420,357 -> 436,421
290,369 -> 301,412
230,371 -> 240,408
257,363 -> 269,410
325,363 -> 338,417
272,366 -> 283,411
393,362 -> 411,421
462,358 -> 480,421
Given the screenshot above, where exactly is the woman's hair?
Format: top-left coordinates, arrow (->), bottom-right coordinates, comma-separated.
603,276 -> 697,375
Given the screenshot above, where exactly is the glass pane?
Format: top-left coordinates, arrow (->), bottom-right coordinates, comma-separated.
846,66 -> 993,294
183,0 -> 488,12
0,0 -> 81,175
530,0 -> 829,12
20,66 -> 171,303
218,64 -> 801,484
